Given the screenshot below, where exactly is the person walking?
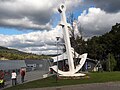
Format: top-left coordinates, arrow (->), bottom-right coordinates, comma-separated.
11,70 -> 17,86
0,70 -> 4,88
20,68 -> 26,83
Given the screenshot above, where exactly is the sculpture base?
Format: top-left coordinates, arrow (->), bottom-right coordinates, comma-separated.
58,73 -> 90,79
59,73 -> 86,77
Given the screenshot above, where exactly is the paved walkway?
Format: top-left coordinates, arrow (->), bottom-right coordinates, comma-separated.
24,82 -> 120,90
2,70 -> 48,89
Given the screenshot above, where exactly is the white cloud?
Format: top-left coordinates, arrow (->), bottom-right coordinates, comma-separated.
78,7 -> 120,38
0,26 -> 63,55
84,0 -> 120,13
0,0 -> 57,30
64,0 -> 82,11
0,0 -> 82,30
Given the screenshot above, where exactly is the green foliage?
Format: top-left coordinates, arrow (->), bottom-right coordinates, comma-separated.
86,23 -> 120,71
67,12 -> 120,71
70,23 -> 120,71
106,53 -> 117,71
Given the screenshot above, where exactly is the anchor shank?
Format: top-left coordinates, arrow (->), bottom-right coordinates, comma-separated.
59,5 -> 75,73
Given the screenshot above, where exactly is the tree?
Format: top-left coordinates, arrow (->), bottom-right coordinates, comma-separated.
67,13 -> 84,54
106,53 -> 117,71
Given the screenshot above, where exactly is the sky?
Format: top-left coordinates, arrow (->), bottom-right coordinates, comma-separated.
0,0 -> 120,55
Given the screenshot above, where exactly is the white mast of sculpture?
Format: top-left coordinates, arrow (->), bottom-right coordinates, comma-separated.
58,4 -> 74,73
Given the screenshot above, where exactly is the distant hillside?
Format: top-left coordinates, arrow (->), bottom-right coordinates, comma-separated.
0,46 -> 26,54
0,46 -> 51,60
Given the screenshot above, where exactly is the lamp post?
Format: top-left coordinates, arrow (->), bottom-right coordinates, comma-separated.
56,37 -> 60,82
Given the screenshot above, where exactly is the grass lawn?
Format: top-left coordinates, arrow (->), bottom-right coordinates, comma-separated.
4,72 -> 120,90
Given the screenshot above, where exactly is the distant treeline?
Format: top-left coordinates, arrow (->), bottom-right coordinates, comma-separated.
0,46 -> 51,60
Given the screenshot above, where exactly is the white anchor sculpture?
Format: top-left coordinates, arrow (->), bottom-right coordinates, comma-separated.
50,4 -> 87,77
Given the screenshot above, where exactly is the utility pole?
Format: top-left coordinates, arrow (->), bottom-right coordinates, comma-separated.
56,37 -> 60,82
